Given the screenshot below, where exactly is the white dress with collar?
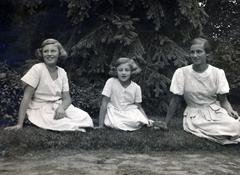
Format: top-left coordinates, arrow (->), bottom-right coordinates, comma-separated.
102,78 -> 149,131
171,64 -> 240,144
21,63 -> 93,131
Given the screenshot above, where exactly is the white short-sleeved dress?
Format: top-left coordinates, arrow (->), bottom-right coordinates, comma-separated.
170,64 -> 240,144
102,78 -> 149,131
21,63 -> 93,131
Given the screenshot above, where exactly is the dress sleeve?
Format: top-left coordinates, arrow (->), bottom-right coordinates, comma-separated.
21,64 -> 40,88
102,78 -> 113,97
135,85 -> 142,103
170,68 -> 184,95
62,70 -> 69,92
216,69 -> 229,94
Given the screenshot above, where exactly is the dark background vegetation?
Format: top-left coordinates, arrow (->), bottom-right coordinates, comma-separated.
0,0 -> 240,125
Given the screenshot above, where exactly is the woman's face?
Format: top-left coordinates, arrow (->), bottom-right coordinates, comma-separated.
190,43 -> 207,66
117,63 -> 131,83
42,44 -> 59,66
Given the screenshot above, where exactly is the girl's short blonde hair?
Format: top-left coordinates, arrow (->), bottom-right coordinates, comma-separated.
35,38 -> 68,61
109,57 -> 142,77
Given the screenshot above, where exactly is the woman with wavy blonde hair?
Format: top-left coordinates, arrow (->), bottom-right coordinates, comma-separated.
5,38 -> 94,132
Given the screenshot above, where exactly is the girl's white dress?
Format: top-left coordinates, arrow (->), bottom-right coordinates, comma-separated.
171,64 -> 240,144
21,63 -> 93,131
102,78 -> 149,131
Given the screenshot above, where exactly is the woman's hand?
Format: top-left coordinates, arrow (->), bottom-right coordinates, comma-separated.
54,105 -> 66,120
229,110 -> 239,119
4,124 -> 23,131
218,94 -> 239,119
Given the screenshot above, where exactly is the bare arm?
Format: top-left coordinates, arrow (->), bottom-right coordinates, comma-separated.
135,103 -> 154,126
156,94 -> 182,130
165,94 -> 182,126
98,95 -> 110,128
5,85 -> 35,130
54,91 -> 72,120
135,103 -> 148,118
218,94 -> 239,119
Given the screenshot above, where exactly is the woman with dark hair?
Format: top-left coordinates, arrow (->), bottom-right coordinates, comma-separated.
5,38 -> 93,132
160,37 -> 240,144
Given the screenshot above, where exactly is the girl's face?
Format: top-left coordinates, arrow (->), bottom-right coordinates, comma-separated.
42,44 -> 59,66
117,63 -> 131,83
190,43 -> 207,66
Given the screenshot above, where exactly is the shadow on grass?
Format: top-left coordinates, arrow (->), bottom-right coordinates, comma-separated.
1,116 -> 240,156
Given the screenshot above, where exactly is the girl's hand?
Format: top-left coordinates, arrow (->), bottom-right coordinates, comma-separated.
54,106 -> 66,120
153,121 -> 169,130
229,110 -> 239,119
147,119 -> 154,127
4,124 -> 23,131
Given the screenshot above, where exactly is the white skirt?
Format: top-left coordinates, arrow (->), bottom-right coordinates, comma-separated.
183,104 -> 240,144
27,101 -> 93,131
104,104 -> 149,131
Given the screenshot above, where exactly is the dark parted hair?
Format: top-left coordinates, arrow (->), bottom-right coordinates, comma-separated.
35,38 -> 68,61
191,37 -> 211,54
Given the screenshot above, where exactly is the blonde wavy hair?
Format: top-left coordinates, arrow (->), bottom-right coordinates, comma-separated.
35,38 -> 68,61
109,57 -> 142,78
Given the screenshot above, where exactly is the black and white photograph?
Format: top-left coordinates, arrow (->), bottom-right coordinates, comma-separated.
1,0 -> 240,174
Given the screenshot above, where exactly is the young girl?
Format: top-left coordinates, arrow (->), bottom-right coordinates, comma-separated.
5,38 -> 94,132
98,57 -> 151,131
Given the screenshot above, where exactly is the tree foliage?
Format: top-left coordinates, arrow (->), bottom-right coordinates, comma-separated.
61,0 -> 207,113
1,0 -> 209,114
203,0 -> 240,93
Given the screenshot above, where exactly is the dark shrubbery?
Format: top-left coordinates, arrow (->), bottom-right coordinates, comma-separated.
70,79 -> 102,120
205,38 -> 240,103
0,62 -> 23,125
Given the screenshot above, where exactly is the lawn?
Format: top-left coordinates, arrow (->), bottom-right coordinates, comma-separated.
1,114 -> 240,158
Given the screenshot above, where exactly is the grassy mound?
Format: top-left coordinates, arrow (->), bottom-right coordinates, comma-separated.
1,116 -> 240,157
